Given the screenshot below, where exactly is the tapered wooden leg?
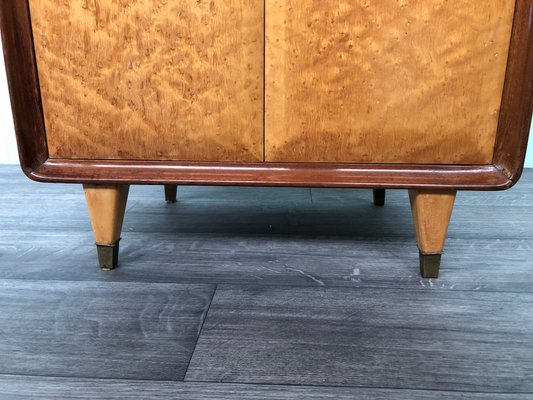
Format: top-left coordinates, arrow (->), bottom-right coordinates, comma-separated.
373,189 -> 386,206
83,184 -> 129,270
164,185 -> 177,203
408,190 -> 456,278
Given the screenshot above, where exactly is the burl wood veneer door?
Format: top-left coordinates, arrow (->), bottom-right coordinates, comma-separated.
28,0 -> 264,161
265,0 -> 516,163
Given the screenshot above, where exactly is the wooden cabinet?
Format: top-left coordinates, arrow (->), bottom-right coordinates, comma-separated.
1,0 -> 532,277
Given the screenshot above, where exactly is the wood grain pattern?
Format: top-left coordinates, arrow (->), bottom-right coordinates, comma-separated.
2,1 -> 531,190
0,0 -> 48,172
30,159 -> 512,189
0,280 -> 215,380
3,166 -> 533,293
2,165 -> 533,394
493,0 -> 533,183
28,0 -> 264,161
265,0 -> 516,163
83,184 -> 129,244
409,190 -> 456,253
186,285 -> 533,392
0,376 -> 528,400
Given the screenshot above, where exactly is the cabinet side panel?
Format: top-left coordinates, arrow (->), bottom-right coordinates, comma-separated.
29,0 -> 264,161
266,0 -> 516,164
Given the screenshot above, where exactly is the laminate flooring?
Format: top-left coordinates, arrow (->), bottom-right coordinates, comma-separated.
0,165 -> 532,399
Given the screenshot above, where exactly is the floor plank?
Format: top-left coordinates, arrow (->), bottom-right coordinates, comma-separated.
1,165 -> 533,396
0,166 -> 532,292
0,233 -> 532,292
186,285 -> 533,393
0,280 -> 214,380
0,375 -> 529,400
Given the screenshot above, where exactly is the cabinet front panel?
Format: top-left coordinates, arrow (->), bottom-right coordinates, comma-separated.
265,0 -> 515,164
29,0 -> 264,161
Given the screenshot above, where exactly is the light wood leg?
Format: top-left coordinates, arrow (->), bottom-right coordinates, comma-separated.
83,184 -> 129,270
373,189 -> 386,206
408,189 -> 456,278
164,185 -> 177,203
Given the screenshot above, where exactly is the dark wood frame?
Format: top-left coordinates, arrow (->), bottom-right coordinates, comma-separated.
1,0 -> 532,190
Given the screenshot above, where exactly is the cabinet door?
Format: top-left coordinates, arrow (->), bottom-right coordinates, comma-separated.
29,0 -> 264,162
265,0 -> 515,164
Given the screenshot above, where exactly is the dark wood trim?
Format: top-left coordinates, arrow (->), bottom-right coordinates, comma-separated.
0,0 -> 530,190
493,0 -> 533,186
29,159 -> 511,190
0,0 -> 48,174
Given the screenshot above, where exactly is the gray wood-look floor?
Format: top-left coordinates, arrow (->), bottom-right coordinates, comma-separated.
0,165 -> 532,399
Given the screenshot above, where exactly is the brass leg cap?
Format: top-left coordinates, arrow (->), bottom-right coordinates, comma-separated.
164,185 -> 177,204
373,189 -> 386,206
96,241 -> 120,270
419,252 -> 441,278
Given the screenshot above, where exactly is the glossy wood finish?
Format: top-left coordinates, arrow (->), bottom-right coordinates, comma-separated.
0,0 -> 531,188
28,0 -> 264,161
265,0 -> 515,163
0,0 -> 47,173
29,159 -> 512,189
493,0 -> 533,182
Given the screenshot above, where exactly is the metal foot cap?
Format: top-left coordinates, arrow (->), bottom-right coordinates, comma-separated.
96,240 -> 120,270
419,252 -> 441,278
